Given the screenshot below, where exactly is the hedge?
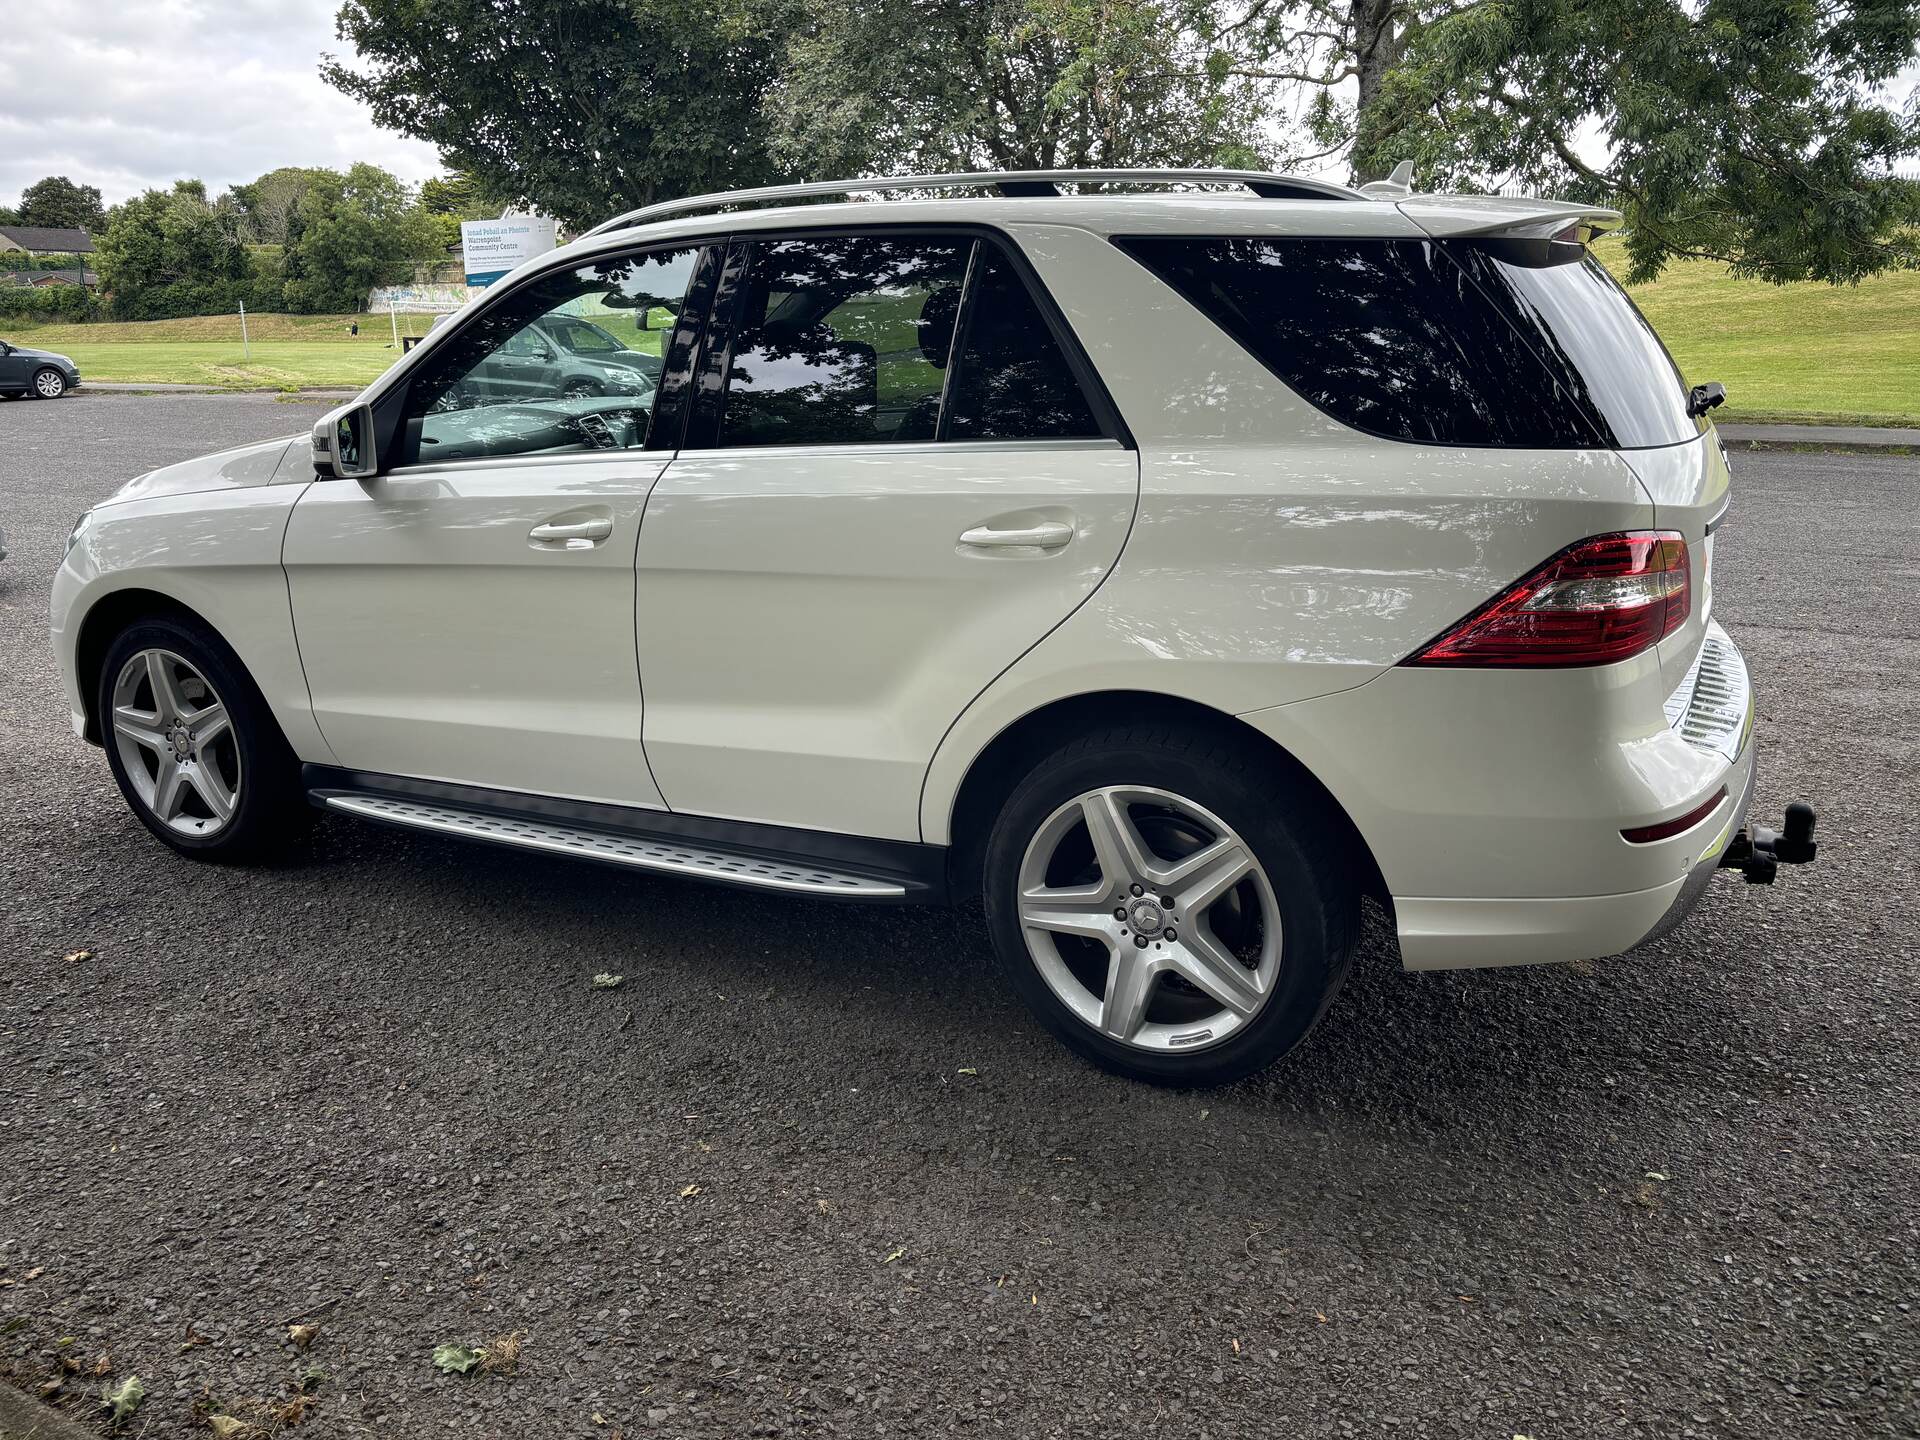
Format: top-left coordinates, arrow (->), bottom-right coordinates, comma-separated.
0,285 -> 102,322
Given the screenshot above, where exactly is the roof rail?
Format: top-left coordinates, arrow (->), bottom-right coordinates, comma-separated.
581,168 -> 1365,239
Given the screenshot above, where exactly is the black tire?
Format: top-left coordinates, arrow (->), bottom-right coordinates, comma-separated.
32,367 -> 68,399
983,724 -> 1358,1086
1,389 -> 25,400
97,615 -> 313,862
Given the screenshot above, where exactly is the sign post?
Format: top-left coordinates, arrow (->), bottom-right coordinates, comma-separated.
458,215 -> 559,290
238,301 -> 250,360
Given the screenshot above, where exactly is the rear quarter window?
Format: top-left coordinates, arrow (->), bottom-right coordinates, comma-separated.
1116,235 -> 1700,450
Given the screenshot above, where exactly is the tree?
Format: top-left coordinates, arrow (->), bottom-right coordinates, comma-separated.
227,167 -> 334,245
418,169 -> 503,219
17,175 -> 107,232
769,0 -> 1277,175
323,0 -> 795,229
1194,0 -> 1920,284
282,163 -> 443,311
95,181 -> 252,319
0,206 -> 18,226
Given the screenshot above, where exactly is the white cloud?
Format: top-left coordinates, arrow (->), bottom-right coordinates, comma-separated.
0,0 -> 442,209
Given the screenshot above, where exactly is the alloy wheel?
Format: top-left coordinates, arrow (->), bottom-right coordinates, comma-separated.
34,369 -> 66,398
1016,785 -> 1282,1053
110,649 -> 242,836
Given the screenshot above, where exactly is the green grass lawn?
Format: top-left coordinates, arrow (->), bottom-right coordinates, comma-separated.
8,242 -> 1918,424
1598,237 -> 1920,427
7,312 -> 425,389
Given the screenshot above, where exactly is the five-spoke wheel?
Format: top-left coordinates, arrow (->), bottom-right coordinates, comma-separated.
110,648 -> 241,836
97,616 -> 311,860
1017,785 -> 1280,1053
985,727 -> 1357,1085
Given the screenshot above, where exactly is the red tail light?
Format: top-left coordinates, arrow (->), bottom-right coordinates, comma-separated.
1405,531 -> 1690,668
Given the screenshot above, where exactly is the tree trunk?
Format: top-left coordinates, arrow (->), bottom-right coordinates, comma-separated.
1350,0 -> 1409,183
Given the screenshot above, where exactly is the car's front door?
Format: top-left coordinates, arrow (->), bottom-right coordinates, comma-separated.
634,230 -> 1139,841
284,243 -> 713,806
0,343 -> 29,388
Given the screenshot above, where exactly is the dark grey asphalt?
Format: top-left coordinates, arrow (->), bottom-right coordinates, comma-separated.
1,393 -> 1915,1439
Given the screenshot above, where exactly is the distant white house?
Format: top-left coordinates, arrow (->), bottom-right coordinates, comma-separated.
0,225 -> 96,257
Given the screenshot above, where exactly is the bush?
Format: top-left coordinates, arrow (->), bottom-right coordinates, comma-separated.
0,285 -> 101,322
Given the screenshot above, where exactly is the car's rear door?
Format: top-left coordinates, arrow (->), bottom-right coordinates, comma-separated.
633,229 -> 1139,842
283,242 -> 716,807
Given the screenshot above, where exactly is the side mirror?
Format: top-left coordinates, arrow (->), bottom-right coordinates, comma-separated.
1687,381 -> 1727,418
311,402 -> 379,478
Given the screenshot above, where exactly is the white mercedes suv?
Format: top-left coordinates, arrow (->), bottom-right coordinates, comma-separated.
51,170 -> 1817,1084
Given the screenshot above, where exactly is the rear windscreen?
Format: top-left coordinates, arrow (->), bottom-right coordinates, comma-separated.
1116,235 -> 1701,449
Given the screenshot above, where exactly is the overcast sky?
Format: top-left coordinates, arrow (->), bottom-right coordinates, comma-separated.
0,0 -> 442,209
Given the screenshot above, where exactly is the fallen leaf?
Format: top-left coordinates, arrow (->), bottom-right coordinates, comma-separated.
288,1322 -> 320,1349
38,1377 -> 61,1398
591,973 -> 624,990
679,1183 -> 702,1198
103,1375 -> 145,1425
815,1198 -> 832,1214
479,1331 -> 523,1375
884,1247 -> 907,1264
92,1353 -> 113,1377
956,1067 -> 978,1076
1315,1312 -> 1329,1324
300,1364 -> 326,1392
208,1416 -> 254,1440
180,1323 -> 211,1352
1030,1294 -> 1038,1305
24,1266 -> 44,1281
1231,1337 -> 1241,1354
592,1413 -> 607,1426
433,1342 -> 484,1375
1645,1171 -> 1670,1182
274,1394 -> 314,1427
64,950 -> 93,963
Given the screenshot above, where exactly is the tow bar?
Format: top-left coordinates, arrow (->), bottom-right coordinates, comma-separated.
1719,803 -> 1819,884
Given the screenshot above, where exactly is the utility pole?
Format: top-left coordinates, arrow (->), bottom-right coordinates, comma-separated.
239,301 -> 250,360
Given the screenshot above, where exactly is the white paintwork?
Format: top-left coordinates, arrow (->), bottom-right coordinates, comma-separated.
51,473 -> 333,762
635,441 -> 1137,838
282,456 -> 670,807
51,180 -> 1762,973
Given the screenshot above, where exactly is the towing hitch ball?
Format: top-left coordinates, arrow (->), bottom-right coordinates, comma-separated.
1720,802 -> 1818,885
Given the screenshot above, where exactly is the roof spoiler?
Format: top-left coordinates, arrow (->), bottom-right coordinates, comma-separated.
1396,194 -> 1624,245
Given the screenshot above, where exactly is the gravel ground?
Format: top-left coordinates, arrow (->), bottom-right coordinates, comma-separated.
1,393 -> 1915,1439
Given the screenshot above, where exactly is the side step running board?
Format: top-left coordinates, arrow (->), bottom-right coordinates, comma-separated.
316,791 -> 909,898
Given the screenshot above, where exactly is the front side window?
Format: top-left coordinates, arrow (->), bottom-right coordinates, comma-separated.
398,246 -> 701,464
714,233 -> 1107,450
1116,235 -> 1699,449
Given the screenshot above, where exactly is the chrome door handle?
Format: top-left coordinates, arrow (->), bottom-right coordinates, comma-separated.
530,518 -> 612,542
958,521 -> 1074,550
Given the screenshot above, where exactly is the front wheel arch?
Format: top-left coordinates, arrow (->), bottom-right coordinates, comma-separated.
943,690 -> 1386,911
75,590 -> 231,745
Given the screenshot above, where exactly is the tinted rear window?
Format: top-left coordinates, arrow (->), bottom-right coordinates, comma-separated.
1116,236 -> 1699,449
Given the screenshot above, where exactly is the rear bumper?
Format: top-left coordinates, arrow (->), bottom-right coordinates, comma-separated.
1243,618 -> 1767,971
1393,734 -> 1754,970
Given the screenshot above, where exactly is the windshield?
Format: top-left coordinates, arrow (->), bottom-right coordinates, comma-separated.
545,317 -> 625,355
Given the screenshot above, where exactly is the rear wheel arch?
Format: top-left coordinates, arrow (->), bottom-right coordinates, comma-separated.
941,690 -> 1387,908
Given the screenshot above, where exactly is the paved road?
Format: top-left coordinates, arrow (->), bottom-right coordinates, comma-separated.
1,393 -> 1915,1439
